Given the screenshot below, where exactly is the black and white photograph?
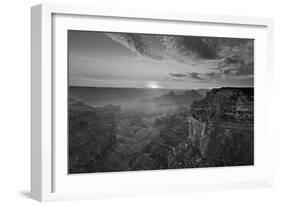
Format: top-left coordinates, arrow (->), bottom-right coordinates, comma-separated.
68,30 -> 254,174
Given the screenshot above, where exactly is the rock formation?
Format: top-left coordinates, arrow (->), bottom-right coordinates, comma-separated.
149,89 -> 203,106
69,87 -> 254,173
130,87 -> 254,170
190,87 -> 254,166
68,98 -> 117,173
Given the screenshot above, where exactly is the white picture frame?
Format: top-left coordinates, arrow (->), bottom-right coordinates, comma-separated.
31,3 -> 274,202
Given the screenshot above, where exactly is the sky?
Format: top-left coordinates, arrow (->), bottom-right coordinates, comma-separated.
68,30 -> 254,89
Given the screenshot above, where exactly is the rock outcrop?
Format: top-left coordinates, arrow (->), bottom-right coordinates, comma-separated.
149,90 -> 203,106
69,87 -> 254,173
190,87 -> 254,166
68,98 -> 117,173
129,87 -> 254,170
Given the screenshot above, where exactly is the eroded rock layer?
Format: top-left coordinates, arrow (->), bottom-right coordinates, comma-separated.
130,87 -> 254,170
190,87 -> 254,166
69,87 -> 254,173
68,98 -> 117,173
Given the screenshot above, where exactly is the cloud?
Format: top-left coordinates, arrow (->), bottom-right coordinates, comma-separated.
204,71 -> 223,81
158,36 -> 221,63
218,41 -> 254,64
221,62 -> 254,76
184,61 -> 253,83
215,52 -> 254,79
106,32 -> 254,86
169,72 -> 188,78
189,72 -> 204,80
184,39 -> 254,85
194,67 -> 253,83
169,72 -> 205,81
105,33 -> 163,60
162,36 -> 253,61
106,33 -> 253,69
215,40 -> 254,79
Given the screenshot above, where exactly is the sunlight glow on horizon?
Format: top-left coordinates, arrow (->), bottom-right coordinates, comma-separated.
146,81 -> 163,89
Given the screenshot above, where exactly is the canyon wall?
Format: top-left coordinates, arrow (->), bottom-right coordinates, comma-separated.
69,87 -> 254,173
189,87 -> 254,166
130,87 -> 254,170
68,98 -> 118,173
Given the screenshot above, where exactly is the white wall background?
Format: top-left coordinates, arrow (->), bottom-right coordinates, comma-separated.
0,0 -> 280,205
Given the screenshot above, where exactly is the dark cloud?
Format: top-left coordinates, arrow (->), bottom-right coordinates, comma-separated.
106,33 -> 253,71
160,35 -> 253,67
205,72 -> 219,79
106,32 -> 253,87
217,41 -> 254,73
237,62 -> 254,76
189,61 -> 253,84
160,36 -> 249,60
221,62 -> 253,76
169,73 -> 188,78
217,55 -> 254,78
105,33 -> 163,60
180,37 -> 220,59
189,72 -> 204,80
159,36 -> 218,61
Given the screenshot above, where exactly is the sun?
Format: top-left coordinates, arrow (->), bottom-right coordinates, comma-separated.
147,81 -> 162,89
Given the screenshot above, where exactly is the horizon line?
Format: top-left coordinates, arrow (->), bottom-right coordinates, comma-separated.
69,85 -> 253,90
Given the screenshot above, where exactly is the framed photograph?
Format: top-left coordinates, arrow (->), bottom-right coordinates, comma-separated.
31,3 -> 274,201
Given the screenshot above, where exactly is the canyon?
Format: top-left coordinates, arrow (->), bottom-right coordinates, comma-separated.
68,87 -> 254,173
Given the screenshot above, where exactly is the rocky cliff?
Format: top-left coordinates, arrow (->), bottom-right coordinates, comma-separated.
69,87 -> 254,173
68,98 -> 117,173
189,87 -> 254,166
151,89 -> 203,106
129,87 -> 254,170
191,87 -> 253,124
